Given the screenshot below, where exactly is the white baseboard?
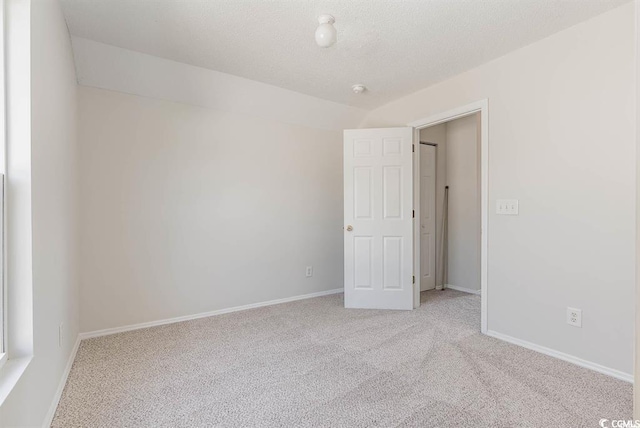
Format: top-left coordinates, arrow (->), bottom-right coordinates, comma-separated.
486,330 -> 632,383
445,284 -> 481,295
42,335 -> 81,428
80,288 -> 344,340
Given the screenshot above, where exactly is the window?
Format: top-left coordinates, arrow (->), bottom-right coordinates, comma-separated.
0,0 -> 7,368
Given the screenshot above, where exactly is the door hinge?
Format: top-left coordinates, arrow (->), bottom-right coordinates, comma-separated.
412,144 -> 415,153
413,275 -> 415,284
413,210 -> 415,218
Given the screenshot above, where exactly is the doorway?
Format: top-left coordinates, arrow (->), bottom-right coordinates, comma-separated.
341,100 -> 488,330
410,100 -> 489,332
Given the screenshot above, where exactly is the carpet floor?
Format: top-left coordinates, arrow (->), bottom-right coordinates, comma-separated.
52,290 -> 632,427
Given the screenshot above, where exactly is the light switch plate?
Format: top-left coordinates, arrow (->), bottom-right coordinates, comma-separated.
496,199 -> 519,215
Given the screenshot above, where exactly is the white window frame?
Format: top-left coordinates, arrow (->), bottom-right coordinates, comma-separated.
0,0 -> 33,405
0,0 -> 7,370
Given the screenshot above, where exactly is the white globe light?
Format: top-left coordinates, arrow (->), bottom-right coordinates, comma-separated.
315,15 -> 336,48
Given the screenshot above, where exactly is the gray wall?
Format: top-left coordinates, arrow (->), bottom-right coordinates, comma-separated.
445,114 -> 480,292
362,4 -> 635,376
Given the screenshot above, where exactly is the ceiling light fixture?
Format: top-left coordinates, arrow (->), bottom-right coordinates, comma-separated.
352,84 -> 366,94
315,15 -> 337,48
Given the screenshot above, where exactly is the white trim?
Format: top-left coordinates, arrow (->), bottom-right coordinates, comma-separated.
409,99 -> 489,334
1,0 -> 8,361
408,101 -> 487,128
487,330 -> 633,383
80,288 -> 344,340
42,335 -> 81,428
445,284 -> 481,295
635,0 -> 640,413
412,127 -> 421,309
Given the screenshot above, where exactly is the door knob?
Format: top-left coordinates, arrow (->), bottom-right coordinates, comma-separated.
346,225 -> 353,232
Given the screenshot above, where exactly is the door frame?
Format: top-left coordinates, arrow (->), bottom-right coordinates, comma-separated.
408,99 -> 489,334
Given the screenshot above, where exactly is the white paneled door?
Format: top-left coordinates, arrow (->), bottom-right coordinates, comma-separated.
420,145 -> 436,291
343,127 -> 414,310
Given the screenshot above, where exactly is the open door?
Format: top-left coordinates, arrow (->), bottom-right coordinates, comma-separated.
343,127 -> 414,310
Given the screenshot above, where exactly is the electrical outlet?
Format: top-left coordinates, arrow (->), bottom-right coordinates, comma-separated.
566,307 -> 582,328
58,323 -> 64,347
305,266 -> 313,277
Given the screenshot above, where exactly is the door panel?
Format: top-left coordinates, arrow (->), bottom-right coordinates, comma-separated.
354,167 -> 373,219
383,236 -> 402,289
354,237 -> 373,289
344,127 -> 414,310
383,167 -> 402,219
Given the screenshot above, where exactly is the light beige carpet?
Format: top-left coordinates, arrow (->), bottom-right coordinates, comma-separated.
52,290 -> 631,427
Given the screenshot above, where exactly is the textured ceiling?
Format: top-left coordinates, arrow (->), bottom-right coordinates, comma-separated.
61,0 -> 629,109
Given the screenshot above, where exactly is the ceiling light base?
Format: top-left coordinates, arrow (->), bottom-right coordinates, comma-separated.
318,14 -> 335,25
352,84 -> 366,94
